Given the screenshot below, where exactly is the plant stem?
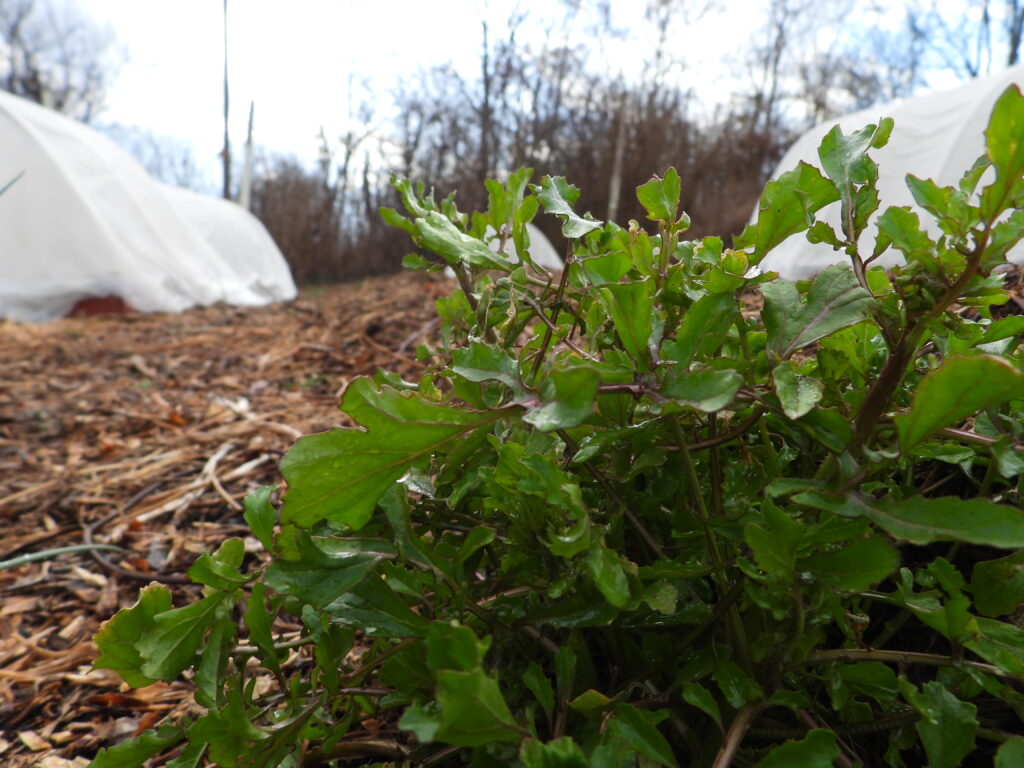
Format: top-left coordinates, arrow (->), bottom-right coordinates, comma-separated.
530,250 -> 574,384
674,419 -> 753,675
712,702 -> 762,768
804,648 -> 1024,683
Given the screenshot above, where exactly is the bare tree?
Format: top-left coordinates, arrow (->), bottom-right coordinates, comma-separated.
0,0 -> 120,122
907,0 -> 1024,77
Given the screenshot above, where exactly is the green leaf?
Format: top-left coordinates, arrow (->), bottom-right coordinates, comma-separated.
608,703 -> 679,767
681,682 -> 722,729
904,681 -> 977,768
587,544 -> 632,609
523,662 -> 555,720
736,162 -> 840,263
744,502 -> 803,576
243,583 -> 283,678
187,538 -> 249,591
194,618 -> 235,709
187,685 -> 269,768
536,176 -> 602,238
876,205 -> 935,261
981,85 -> 1024,219
451,342 -> 522,393
524,365 -> 600,431
280,379 -> 500,529
600,281 -> 654,366
427,621 -> 487,672
773,361 -> 824,420
636,168 -> 681,222
895,354 -> 1024,451
399,702 -> 441,743
802,493 -> 1024,548
713,660 -> 762,708
137,591 -> 234,681
799,536 -> 899,591
762,265 -> 874,359
754,729 -> 840,768
971,549 -> 1024,617
414,211 -> 512,270
569,688 -> 615,715
520,737 -> 589,768
264,532 -> 380,609
996,737 -> 1024,768
93,583 -> 171,687
976,315 -> 1024,344
88,725 -> 185,768
434,667 -> 523,746
242,486 -> 276,552
661,366 -> 743,412
660,292 -> 737,367
324,572 -> 432,637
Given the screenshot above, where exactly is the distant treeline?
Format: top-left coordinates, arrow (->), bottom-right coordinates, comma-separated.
245,0 -> 1022,284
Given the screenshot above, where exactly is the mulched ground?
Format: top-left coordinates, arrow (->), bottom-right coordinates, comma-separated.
2,264 -> 1022,767
0,270 -> 451,767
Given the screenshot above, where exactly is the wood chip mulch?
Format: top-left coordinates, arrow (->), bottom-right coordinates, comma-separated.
0,270 -> 451,766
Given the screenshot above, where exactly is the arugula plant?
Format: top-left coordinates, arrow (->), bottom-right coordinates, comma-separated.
91,87 -> 1024,768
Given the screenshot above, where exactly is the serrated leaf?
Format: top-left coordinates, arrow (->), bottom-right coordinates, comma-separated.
524,365 -> 600,431
194,618 -> 235,709
905,681 -> 977,768
895,354 -> 1024,451
280,379 -> 500,529
523,662 -> 555,720
264,531 -> 380,609
187,685 -> 268,768
736,161 -> 840,263
761,265 -> 874,359
754,729 -> 840,768
773,361 -> 823,419
415,211 -> 512,270
609,703 -> 679,767
636,168 -> 681,222
536,176 -> 602,238
242,486 -> 276,552
981,85 -> 1024,219
661,366 -> 743,412
93,583 -> 171,687
799,536 -> 899,591
187,538 -> 249,590
137,591 -> 234,681
88,725 -> 185,768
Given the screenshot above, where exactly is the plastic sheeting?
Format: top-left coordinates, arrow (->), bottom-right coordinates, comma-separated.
0,90 -> 296,322
757,67 -> 1024,278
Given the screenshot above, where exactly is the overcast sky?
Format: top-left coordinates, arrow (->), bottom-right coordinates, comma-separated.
83,0 -> 765,187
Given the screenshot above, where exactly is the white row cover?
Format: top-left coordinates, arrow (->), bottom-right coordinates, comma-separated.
757,66 -> 1024,278
0,90 -> 296,323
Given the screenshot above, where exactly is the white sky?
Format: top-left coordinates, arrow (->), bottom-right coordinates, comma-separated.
83,0 -> 760,185
87,1 -> 489,176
